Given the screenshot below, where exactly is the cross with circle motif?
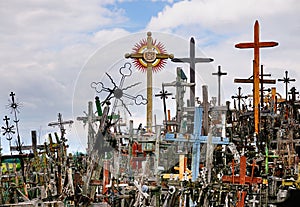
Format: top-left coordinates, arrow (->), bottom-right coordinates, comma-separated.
125,32 -> 173,130
235,20 -> 278,134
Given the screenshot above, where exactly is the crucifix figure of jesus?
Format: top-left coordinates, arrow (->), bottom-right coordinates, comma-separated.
235,20 -> 278,133
125,32 -> 173,130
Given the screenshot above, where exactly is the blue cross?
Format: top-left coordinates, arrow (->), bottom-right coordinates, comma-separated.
165,106 -> 229,181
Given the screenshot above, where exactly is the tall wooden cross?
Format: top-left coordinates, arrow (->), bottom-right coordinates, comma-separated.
278,70 -> 296,101
235,20 -> 278,133
172,37 -> 214,107
212,65 -> 227,106
125,32 -> 173,130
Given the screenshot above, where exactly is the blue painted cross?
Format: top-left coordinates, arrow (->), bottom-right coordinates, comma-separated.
165,106 -> 229,181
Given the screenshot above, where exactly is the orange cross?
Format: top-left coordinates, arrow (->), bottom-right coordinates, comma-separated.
235,20 -> 278,133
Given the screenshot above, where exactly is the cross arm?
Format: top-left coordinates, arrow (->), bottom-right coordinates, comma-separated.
124,53 -> 143,59
234,78 -> 276,84
156,53 -> 174,59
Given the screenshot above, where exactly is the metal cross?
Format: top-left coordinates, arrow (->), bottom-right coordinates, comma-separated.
125,32 -> 173,130
172,37 -> 214,107
212,65 -> 227,106
278,70 -> 296,101
155,86 -> 172,132
2,115 -> 15,141
231,87 -> 248,111
235,20 -> 278,133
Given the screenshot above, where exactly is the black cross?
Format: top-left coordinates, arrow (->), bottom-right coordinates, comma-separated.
231,87 -> 248,111
288,87 -> 299,102
278,71 -> 296,101
212,65 -> 227,106
172,37 -> 213,107
155,87 -> 172,131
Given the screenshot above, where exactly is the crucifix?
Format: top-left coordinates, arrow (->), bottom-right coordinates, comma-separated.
77,101 -> 101,154
125,32 -> 173,130
235,20 -> 278,133
231,87 -> 248,111
172,37 -> 214,107
212,65 -> 227,106
278,70 -> 296,101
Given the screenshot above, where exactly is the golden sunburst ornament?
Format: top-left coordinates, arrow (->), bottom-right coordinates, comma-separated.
131,36 -> 167,73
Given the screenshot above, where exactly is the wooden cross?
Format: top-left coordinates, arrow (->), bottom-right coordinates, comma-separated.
125,32 -> 173,130
231,87 -> 248,111
77,101 -> 101,154
172,37 -> 214,107
235,20 -> 278,133
48,113 -> 74,140
212,65 -> 227,106
278,70 -> 296,101
165,106 -> 229,181
222,156 -> 262,207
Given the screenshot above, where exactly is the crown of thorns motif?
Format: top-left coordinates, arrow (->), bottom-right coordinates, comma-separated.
91,62 -> 147,116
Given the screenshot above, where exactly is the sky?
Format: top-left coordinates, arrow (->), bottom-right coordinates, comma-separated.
0,0 -> 299,154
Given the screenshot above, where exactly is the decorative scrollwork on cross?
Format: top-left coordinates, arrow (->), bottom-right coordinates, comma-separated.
91,62 -> 147,117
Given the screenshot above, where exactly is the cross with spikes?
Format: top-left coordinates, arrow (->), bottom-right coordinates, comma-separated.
2,115 -> 15,141
48,113 -> 74,141
212,65 -> 227,106
155,86 -> 172,132
278,70 -> 296,101
231,87 -> 248,111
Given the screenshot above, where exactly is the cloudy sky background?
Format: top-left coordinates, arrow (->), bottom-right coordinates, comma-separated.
0,0 -> 299,154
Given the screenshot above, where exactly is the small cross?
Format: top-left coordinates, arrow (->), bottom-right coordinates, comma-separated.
231,87 -> 248,111
212,65 -> 227,106
278,70 -> 296,101
155,87 -> 172,132
48,113 -> 74,140
288,87 -> 299,102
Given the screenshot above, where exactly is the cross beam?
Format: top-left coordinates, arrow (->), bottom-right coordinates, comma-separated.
172,37 -> 214,107
235,20 -> 278,133
212,65 -> 227,106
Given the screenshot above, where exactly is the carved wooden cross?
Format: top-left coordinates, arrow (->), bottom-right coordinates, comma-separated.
278,70 -> 296,101
125,32 -> 173,130
212,65 -> 227,106
172,37 -> 213,107
235,20 -> 278,133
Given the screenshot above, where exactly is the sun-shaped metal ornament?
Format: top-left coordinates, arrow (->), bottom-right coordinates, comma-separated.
132,38 -> 167,72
